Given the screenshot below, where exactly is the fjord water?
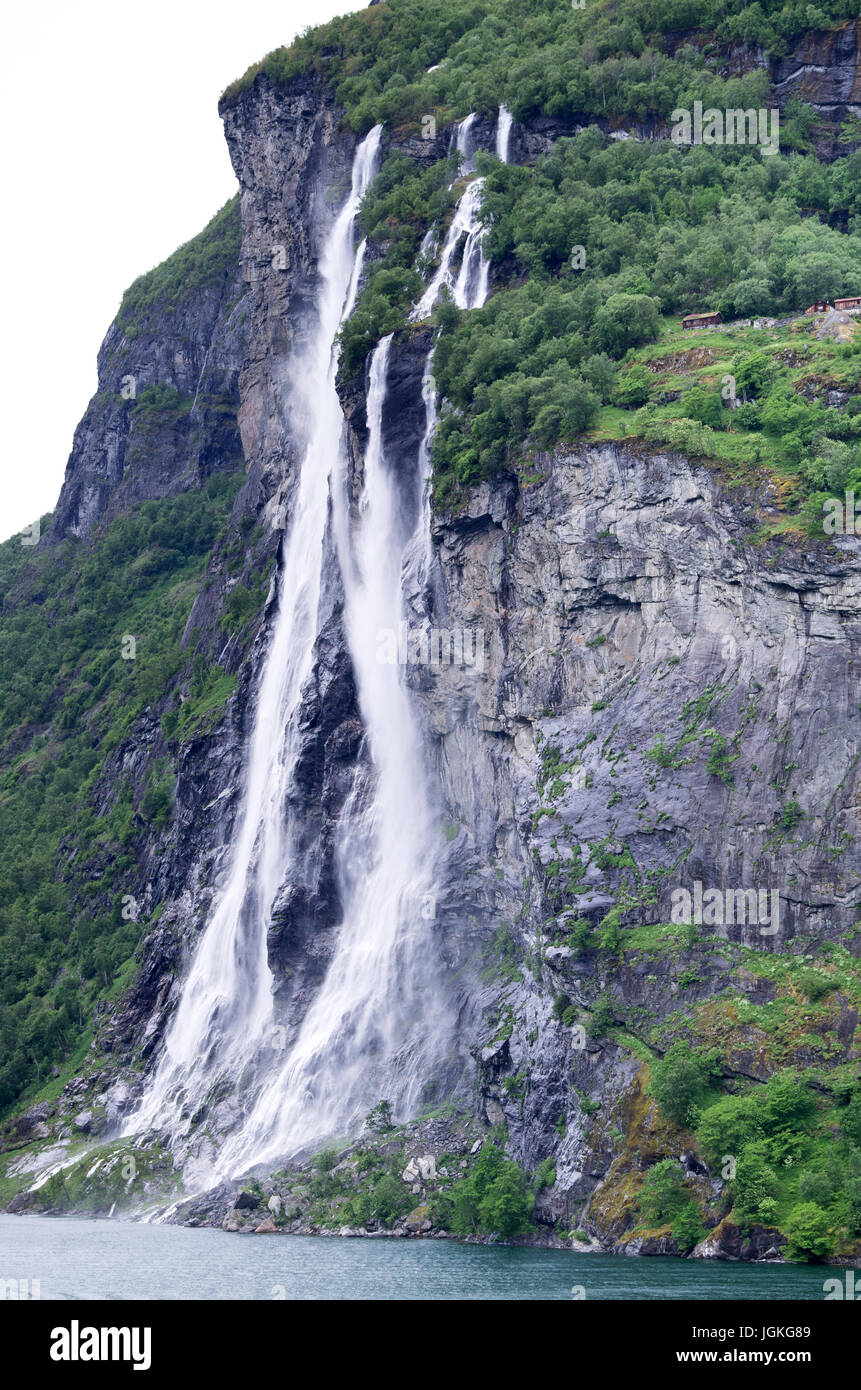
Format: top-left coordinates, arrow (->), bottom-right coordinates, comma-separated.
0,1215 -> 829,1300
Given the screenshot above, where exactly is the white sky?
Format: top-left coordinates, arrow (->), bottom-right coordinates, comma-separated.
0,0 -> 360,543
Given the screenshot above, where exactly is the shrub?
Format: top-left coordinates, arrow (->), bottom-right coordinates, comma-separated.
533,1157 -> 556,1191
779,800 -> 804,832
784,1202 -> 836,1261
448,1142 -> 533,1238
371,1174 -> 413,1227
588,993 -> 617,1037
650,1040 -> 722,1129
705,734 -> 736,785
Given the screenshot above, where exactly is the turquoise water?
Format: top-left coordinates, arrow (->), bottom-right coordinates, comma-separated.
0,1215 -> 833,1299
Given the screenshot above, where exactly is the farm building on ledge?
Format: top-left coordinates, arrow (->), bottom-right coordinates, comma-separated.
682,311 -> 723,330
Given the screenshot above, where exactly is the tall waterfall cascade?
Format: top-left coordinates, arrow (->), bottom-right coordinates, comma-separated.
127,108 -> 512,1184
125,126 -> 382,1165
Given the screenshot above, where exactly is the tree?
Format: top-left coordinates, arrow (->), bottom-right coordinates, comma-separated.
840,1090 -> 861,1147
784,1203 -> 835,1261
615,364 -> 652,406
590,293 -> 662,356
639,1158 -> 688,1223
731,1141 -> 780,1227
639,1159 -> 705,1250
450,1143 -> 533,1238
696,1092 -> 763,1168
364,1099 -> 394,1133
582,352 -> 617,401
371,1175 -> 413,1227
650,1040 -> 721,1128
681,385 -> 724,431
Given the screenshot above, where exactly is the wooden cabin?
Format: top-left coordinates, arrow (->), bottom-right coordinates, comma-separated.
805,300 -> 830,314
682,311 -> 722,330
835,296 -> 861,315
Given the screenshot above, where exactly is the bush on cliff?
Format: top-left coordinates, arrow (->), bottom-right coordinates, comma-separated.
445,1142 -> 534,1238
649,1040 -> 722,1128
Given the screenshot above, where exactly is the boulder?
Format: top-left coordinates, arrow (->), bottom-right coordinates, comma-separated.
234,1190 -> 260,1210
404,1205 -> 433,1233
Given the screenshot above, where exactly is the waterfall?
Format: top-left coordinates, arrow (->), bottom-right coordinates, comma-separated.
412,110 -> 509,320
451,180 -> 490,310
496,104 -> 513,163
217,333 -> 448,1172
128,106 -> 512,1185
125,125 -> 383,1156
412,106 -> 512,579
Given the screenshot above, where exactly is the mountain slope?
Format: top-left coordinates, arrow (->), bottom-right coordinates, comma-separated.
2,0 -> 861,1261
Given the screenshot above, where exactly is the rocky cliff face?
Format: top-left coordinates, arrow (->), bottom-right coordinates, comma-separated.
49,205 -> 247,545
416,441 -> 861,1225
772,16 -> 861,114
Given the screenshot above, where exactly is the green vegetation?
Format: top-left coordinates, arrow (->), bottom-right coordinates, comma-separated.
0,473 -> 242,1115
117,198 -> 241,338
445,1141 -> 534,1237
431,131 -> 861,501
648,1043 -> 861,1258
24,1140 -> 179,1215
245,1119 -> 540,1243
363,1099 -> 395,1133
221,3 -> 861,513
338,153 -> 456,375
221,576 -> 268,631
784,1201 -> 836,1260
638,1157 -> 704,1250
167,664 -> 238,743
649,1039 -> 722,1127
223,0 -> 859,130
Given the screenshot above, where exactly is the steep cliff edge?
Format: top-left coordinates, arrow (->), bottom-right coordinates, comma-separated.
49,200 -> 247,544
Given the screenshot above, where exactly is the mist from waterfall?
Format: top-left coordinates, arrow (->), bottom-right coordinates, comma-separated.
124,125 -> 383,1155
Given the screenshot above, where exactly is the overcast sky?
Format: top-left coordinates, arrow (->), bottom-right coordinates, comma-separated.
0,0 -> 359,543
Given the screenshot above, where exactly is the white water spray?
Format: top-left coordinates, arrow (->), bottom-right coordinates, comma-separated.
496,105 -> 513,163
412,108 -> 511,579
126,126 -> 383,1154
218,333 -> 447,1171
